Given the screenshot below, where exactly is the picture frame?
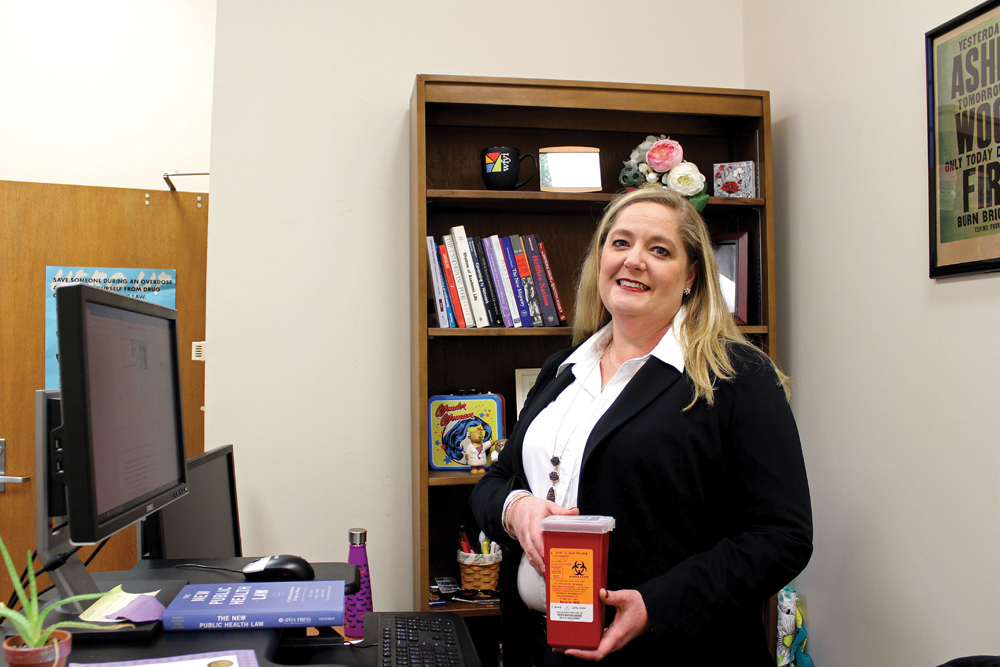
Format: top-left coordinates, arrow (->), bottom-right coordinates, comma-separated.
514,367 -> 541,419
926,1 -> 1000,277
538,146 -> 602,193
711,232 -> 748,325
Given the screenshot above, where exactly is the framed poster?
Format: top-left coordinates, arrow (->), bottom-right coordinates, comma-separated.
514,368 -> 541,419
538,147 -> 602,192
711,232 -> 749,325
927,0 -> 1000,277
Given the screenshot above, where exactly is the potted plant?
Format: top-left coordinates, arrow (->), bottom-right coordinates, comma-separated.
0,535 -> 126,667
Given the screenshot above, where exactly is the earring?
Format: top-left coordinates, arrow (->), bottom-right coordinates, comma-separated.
684,287 -> 691,296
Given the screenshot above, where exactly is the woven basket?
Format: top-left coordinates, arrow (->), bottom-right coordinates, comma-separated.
456,549 -> 501,590
458,561 -> 500,590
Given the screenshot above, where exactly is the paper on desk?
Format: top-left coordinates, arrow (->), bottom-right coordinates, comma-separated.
70,649 -> 259,667
78,584 -> 164,623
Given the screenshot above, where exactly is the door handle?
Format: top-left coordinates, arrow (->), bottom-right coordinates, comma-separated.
0,439 -> 30,492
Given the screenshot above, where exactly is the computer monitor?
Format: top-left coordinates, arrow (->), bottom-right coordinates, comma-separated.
35,284 -> 189,613
140,444 -> 242,560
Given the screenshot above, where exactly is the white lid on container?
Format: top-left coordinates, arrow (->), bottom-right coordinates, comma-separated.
540,515 -> 615,533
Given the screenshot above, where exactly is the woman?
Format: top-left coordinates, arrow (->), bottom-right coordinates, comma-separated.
469,187 -> 812,665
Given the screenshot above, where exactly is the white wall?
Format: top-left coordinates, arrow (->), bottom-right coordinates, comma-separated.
745,1 -> 1000,665
0,1 -> 215,192
205,0 -> 745,612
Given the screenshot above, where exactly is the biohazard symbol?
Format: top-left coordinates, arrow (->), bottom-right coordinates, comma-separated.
571,560 -> 588,576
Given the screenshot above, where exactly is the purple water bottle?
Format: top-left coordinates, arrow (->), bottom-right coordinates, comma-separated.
344,528 -> 372,638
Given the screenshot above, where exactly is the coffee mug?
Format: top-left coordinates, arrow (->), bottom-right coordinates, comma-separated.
481,147 -> 536,190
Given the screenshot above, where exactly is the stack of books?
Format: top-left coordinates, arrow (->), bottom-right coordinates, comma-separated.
426,227 -> 567,328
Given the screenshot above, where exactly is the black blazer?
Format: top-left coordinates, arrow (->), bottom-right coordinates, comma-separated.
470,343 -> 812,666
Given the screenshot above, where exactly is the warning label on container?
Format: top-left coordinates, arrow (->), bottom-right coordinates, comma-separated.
548,548 -> 593,623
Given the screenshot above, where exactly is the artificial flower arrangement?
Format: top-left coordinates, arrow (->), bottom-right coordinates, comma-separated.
618,135 -> 709,211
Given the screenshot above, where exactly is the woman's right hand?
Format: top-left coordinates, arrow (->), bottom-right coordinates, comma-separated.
508,496 -> 579,576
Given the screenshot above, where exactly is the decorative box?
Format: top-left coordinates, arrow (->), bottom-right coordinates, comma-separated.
713,161 -> 756,198
428,393 -> 505,470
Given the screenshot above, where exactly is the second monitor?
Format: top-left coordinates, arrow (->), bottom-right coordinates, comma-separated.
140,444 -> 243,560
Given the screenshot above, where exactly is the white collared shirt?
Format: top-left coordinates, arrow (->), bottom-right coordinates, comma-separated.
509,307 -> 688,612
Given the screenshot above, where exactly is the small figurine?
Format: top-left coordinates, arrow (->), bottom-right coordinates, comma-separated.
462,425 -> 490,475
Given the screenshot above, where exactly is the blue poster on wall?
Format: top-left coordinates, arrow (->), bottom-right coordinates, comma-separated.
45,266 -> 177,390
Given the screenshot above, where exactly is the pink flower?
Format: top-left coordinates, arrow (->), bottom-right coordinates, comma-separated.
645,139 -> 683,173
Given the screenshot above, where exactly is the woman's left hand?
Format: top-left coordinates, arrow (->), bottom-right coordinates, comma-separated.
562,588 -> 650,661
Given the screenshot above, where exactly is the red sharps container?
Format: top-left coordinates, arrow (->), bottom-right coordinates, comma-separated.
540,514 -> 616,650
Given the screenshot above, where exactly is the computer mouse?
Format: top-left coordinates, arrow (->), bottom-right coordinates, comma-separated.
242,554 -> 316,582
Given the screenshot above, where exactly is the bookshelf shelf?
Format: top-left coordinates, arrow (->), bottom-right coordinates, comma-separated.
429,325 -> 766,337
434,600 -> 500,616
428,327 -> 573,338
427,189 -> 763,213
428,470 -> 487,486
410,77 -> 778,629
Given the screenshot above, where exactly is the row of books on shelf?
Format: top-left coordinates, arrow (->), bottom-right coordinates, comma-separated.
426,226 -> 567,328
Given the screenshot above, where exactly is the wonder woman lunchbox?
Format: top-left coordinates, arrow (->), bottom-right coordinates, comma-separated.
428,393 -> 505,470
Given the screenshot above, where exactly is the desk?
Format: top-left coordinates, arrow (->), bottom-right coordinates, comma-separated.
2,558 -> 366,667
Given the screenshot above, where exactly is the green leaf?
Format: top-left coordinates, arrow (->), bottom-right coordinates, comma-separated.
36,591 -> 107,628
0,605 -> 33,644
27,549 -> 38,625
0,536 -> 31,622
689,187 -> 709,213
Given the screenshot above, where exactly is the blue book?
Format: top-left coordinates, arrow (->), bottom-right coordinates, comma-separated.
164,580 -> 345,630
500,235 -> 532,326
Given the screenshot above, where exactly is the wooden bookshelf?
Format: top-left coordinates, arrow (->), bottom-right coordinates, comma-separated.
409,76 -> 778,630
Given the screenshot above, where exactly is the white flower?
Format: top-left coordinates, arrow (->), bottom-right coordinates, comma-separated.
664,161 -> 706,196
638,163 -> 651,175
646,170 -> 661,183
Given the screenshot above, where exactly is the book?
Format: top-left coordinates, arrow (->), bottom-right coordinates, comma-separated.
438,244 -> 466,328
510,236 -> 544,327
500,236 -> 532,326
163,580 -> 345,631
449,226 -> 489,327
481,237 -> 514,327
426,236 -> 450,328
522,235 -> 560,326
443,236 -> 474,327
467,237 -> 497,327
437,249 -> 458,327
537,238 -> 568,325
472,236 -> 503,326
489,235 -> 521,327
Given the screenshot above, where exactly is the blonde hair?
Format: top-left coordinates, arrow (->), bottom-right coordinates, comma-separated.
573,187 -> 789,405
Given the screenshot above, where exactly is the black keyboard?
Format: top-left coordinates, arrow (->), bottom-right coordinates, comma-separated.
371,612 -> 479,667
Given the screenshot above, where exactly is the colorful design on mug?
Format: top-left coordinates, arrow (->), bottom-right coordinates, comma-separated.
485,152 -> 509,172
